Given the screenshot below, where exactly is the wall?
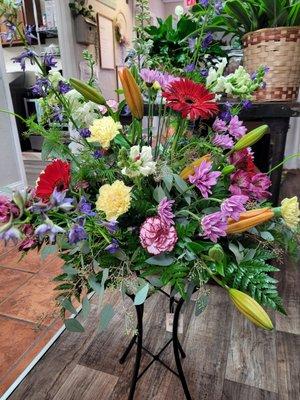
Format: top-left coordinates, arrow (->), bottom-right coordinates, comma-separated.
149,0 -> 165,19
163,0 -> 182,17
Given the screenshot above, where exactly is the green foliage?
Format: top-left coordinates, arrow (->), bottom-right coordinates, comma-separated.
223,258 -> 285,314
217,0 -> 300,39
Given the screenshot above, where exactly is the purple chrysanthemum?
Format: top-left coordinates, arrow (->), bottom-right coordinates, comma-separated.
157,197 -> 175,227
212,117 -> 227,133
140,68 -> 161,85
201,212 -> 227,243
220,195 -> 249,221
228,115 -> 247,139
213,134 -> 234,149
189,161 -> 221,198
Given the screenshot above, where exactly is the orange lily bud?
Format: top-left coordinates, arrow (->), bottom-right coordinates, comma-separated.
226,208 -> 274,234
118,68 -> 144,120
180,154 -> 211,180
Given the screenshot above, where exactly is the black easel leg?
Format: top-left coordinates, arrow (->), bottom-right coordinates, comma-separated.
173,298 -> 192,400
170,292 -> 186,359
119,335 -> 136,364
128,303 -> 144,400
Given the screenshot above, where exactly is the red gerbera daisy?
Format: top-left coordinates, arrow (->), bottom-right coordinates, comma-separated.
162,78 -> 219,121
35,159 -> 71,200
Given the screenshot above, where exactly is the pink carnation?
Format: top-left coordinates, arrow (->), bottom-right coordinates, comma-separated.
189,161 -> 221,198
140,216 -> 178,255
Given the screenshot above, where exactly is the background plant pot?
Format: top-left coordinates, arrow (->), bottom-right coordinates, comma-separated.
29,135 -> 44,151
243,26 -> 300,102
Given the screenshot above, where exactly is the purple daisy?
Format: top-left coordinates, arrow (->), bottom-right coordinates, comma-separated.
189,161 -> 221,198
201,212 -> 227,243
140,68 -> 161,85
228,116 -> 247,139
212,117 -> 227,133
213,134 -> 234,149
158,197 -> 175,226
220,195 -> 249,221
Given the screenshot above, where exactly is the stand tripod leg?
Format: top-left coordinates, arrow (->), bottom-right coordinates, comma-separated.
170,293 -> 186,359
128,303 -> 144,400
173,298 -> 192,400
119,335 -> 136,364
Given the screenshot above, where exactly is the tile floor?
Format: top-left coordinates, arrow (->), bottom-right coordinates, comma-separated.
0,242 -> 64,397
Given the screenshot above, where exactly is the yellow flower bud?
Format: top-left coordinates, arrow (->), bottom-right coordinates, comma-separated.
229,288 -> 273,330
180,154 -> 211,180
230,125 -> 269,154
118,68 -> 144,120
152,81 -> 161,91
280,197 -> 300,229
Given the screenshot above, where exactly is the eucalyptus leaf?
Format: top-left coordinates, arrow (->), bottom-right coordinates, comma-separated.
134,283 -> 150,305
99,304 -> 115,331
63,264 -> 78,275
260,231 -> 274,241
153,185 -> 166,203
88,275 -> 103,294
229,242 -> 243,264
82,296 -> 91,320
195,292 -> 209,316
64,318 -> 85,332
146,254 -> 174,266
40,244 -> 57,261
60,298 -> 77,314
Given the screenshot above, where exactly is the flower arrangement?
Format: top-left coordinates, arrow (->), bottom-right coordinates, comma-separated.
0,1 -> 300,334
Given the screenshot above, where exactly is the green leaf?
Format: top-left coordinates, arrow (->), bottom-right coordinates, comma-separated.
153,185 -> 166,203
260,231 -> 274,241
195,292 -> 209,316
64,318 -> 85,332
82,296 -> 91,320
187,241 -> 214,254
162,171 -> 173,192
228,243 -> 243,264
63,264 -> 78,275
88,275 -> 103,294
79,241 -> 90,254
134,283 -> 150,305
60,298 -> 77,314
40,245 -> 57,261
145,254 -> 174,266
99,304 -> 115,331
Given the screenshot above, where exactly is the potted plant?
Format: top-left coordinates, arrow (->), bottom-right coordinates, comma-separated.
217,0 -> 300,101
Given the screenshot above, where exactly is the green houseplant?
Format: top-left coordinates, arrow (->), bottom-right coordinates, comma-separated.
217,0 -> 300,101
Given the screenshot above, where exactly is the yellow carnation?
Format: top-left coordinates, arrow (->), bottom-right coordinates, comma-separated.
280,196 -> 300,229
96,180 -> 131,220
88,117 -> 122,149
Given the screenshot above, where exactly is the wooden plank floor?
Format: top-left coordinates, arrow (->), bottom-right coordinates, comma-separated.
8,171 -> 300,400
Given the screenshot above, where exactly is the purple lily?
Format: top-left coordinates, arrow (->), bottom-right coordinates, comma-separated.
25,25 -> 37,44
43,53 -> 57,68
0,227 -> 21,245
31,77 -> 49,97
184,63 -> 196,73
202,32 -> 213,50
50,188 -> 73,211
0,22 -> 17,44
68,219 -> 87,244
52,105 -> 63,122
12,49 -> 37,71
100,220 -> 118,234
78,196 -> 96,217
105,239 -> 120,254
58,80 -> 71,94
79,128 -> 91,138
35,219 -> 65,243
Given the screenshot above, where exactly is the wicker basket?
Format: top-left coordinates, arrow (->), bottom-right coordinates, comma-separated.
243,26 -> 300,102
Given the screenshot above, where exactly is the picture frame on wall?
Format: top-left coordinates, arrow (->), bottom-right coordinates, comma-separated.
97,13 -> 115,70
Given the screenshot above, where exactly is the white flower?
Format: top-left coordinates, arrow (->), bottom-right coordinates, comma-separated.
206,58 -> 227,87
122,146 -> 156,178
48,70 -> 64,88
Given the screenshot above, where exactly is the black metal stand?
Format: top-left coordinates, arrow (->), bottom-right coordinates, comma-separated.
119,290 -> 192,400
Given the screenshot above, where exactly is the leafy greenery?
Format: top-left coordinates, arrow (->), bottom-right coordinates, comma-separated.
217,0 -> 300,39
